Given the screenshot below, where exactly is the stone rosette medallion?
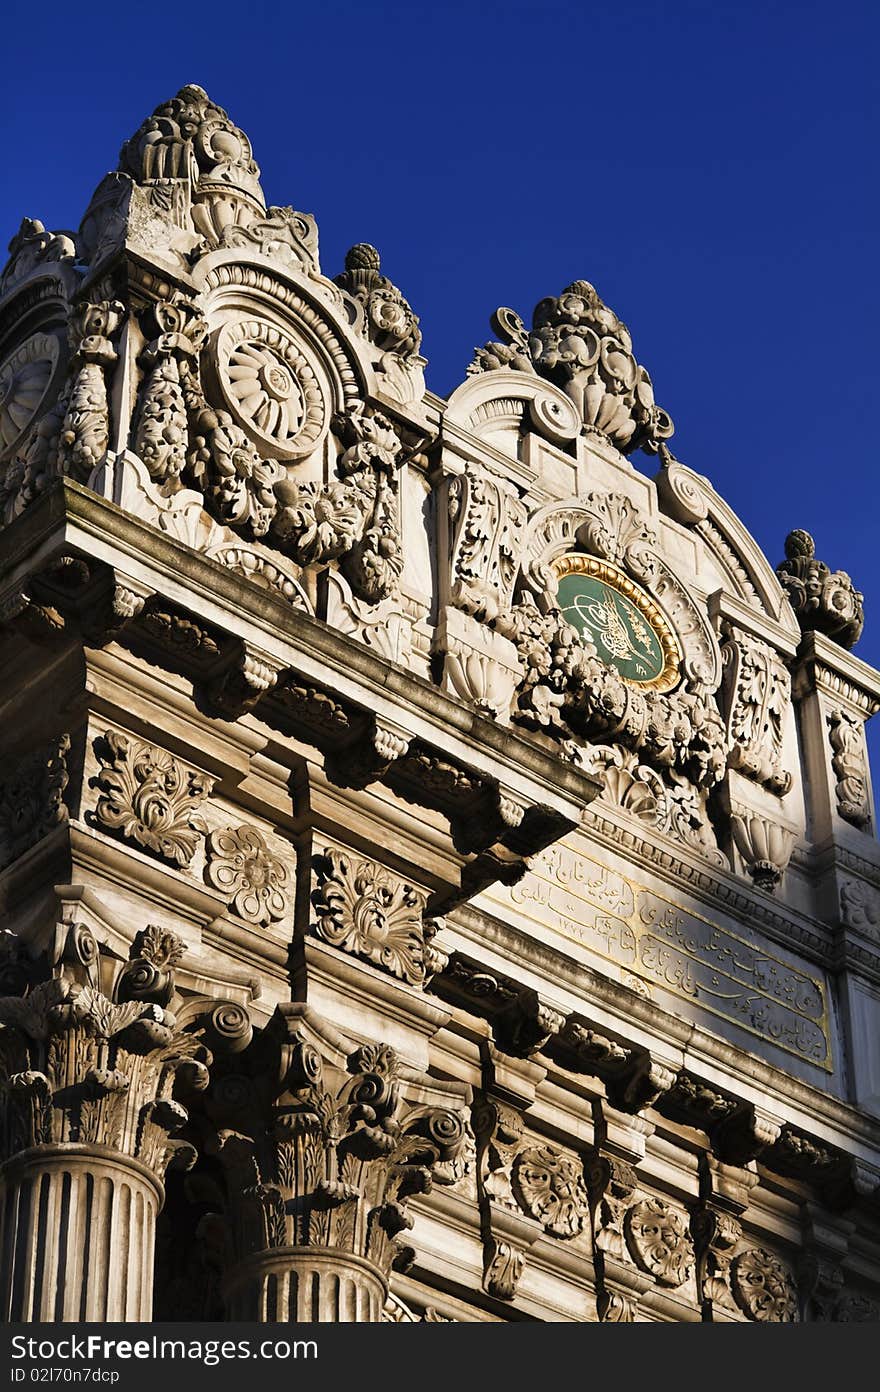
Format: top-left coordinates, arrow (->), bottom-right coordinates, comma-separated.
212,318 -> 327,459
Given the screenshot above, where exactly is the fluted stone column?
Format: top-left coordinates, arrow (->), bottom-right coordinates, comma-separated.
222,1248 -> 386,1323
0,1147 -> 162,1321
0,926 -> 209,1323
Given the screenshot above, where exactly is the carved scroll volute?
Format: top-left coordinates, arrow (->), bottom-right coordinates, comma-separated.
58,299 -> 125,483
472,1095 -> 540,1301
202,1006 -> 469,1319
827,708 -> 872,830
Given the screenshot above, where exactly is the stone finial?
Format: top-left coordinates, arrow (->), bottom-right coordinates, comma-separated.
776,529 -> 864,649
334,244 -> 422,358
117,84 -> 267,247
468,280 -> 674,455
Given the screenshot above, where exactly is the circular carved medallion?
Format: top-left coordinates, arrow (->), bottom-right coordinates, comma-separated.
552,554 -> 682,691
624,1196 -> 693,1287
731,1247 -> 797,1322
0,331 -> 63,460
511,1144 -> 589,1238
214,319 -> 326,460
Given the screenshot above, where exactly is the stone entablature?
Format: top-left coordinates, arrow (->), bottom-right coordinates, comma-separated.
0,84 -> 879,1324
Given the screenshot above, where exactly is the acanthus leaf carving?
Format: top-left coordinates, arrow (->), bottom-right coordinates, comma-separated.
731,1246 -> 797,1322
311,847 -> 431,987
0,218 -> 77,296
511,1143 -> 589,1238
720,623 -> 793,795
827,708 -> 871,829
93,730 -> 214,867
777,530 -> 864,650
205,825 -> 293,927
0,941 -> 209,1178
0,733 -> 70,871
624,1196 -> 694,1287
58,300 -> 125,483
204,1011 -> 467,1287
470,281 -> 674,456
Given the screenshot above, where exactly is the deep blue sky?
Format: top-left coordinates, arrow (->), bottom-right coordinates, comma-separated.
3,1 -> 878,676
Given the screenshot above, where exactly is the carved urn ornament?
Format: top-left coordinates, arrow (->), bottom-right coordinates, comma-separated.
776,529 -> 864,649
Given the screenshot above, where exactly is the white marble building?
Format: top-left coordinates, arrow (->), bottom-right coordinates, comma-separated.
0,85 -> 878,1323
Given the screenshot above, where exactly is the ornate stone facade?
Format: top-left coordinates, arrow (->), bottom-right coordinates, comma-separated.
0,85 -> 878,1324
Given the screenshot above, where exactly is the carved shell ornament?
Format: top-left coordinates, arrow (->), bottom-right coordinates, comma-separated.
0,332 -> 62,459
213,319 -> 326,459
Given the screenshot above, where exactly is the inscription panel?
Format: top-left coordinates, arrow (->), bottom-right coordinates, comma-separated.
489,841 -> 831,1070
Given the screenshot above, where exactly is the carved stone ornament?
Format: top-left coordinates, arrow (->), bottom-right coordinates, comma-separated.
58,299 -> 125,483
312,847 -> 434,986
212,319 -> 326,460
691,1208 -> 741,1310
827,708 -> 871,828
624,1196 -> 694,1287
729,809 -> 796,892
0,331 -> 64,461
721,624 -> 793,795
0,218 -> 77,296
203,1017 -> 467,1295
0,734 -> 70,871
777,529 -> 864,650
334,243 -> 421,359
579,743 -> 724,864
446,464 -> 529,622
839,877 -> 880,940
511,1144 -> 589,1238
0,927 -> 208,1176
496,599 -> 728,790
205,825 -> 293,926
731,1247 -> 798,1322
93,730 -> 214,866
272,408 -> 407,603
469,282 -> 674,455
586,1153 -> 638,1261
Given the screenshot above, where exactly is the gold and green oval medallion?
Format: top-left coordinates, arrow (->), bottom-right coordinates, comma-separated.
552,554 -> 682,692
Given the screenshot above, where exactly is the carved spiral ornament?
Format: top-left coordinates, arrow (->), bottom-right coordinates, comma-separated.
214,319 -> 326,459
0,332 -> 62,459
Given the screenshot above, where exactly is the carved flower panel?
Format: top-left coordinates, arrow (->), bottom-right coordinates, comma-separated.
731,1247 -> 797,1322
511,1143 -> 589,1238
213,319 -> 327,460
205,824 -> 293,925
0,331 -> 63,460
311,847 -> 430,986
624,1196 -> 694,1287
